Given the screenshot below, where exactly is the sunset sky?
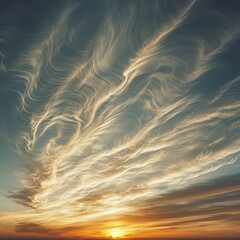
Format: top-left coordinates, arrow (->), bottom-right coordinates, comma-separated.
0,0 -> 240,239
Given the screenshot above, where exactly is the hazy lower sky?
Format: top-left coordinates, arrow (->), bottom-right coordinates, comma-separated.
0,0 -> 240,239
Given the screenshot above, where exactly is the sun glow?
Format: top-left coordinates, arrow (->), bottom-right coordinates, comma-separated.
110,229 -> 122,238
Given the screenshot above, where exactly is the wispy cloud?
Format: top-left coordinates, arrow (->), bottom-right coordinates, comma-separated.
0,0 -> 240,238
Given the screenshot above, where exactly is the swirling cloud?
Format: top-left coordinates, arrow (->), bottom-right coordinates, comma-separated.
0,0 -> 240,239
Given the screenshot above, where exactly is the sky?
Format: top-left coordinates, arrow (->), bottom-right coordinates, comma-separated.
0,0 -> 240,239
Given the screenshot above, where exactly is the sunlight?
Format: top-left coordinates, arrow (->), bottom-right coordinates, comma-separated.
110,229 -> 122,238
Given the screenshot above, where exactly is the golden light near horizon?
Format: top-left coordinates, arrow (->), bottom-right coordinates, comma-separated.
110,229 -> 123,238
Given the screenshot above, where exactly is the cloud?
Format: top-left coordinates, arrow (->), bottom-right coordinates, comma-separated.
0,0 -> 240,238
15,222 -> 55,234
154,173 -> 240,202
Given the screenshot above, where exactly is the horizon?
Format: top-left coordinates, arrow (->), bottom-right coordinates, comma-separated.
1,238 -> 240,240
